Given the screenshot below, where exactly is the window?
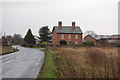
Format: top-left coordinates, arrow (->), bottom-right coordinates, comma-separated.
75,34 -> 78,39
61,34 -> 64,39
68,34 -> 71,39
75,41 -> 78,45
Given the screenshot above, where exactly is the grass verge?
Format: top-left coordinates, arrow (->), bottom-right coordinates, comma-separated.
1,46 -> 19,55
37,49 -> 57,78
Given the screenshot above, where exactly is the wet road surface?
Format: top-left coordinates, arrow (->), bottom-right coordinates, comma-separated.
0,46 -> 45,79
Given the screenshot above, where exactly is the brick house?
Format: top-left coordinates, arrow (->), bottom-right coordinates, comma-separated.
52,21 -> 83,45
84,35 -> 111,44
84,35 -> 98,44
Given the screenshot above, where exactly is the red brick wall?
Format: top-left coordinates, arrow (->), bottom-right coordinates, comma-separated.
84,36 -> 97,43
52,29 -> 58,45
52,29 -> 82,45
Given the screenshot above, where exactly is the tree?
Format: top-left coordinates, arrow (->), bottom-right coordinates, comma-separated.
12,34 -> 23,45
84,31 -> 97,37
2,36 -> 8,46
38,26 -> 51,42
24,29 -> 36,44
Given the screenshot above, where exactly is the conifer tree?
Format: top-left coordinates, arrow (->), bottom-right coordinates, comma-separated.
24,29 -> 36,44
38,26 -> 51,42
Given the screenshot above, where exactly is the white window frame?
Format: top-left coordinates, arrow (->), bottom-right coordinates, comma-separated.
75,34 -> 78,39
61,34 -> 64,39
68,34 -> 71,39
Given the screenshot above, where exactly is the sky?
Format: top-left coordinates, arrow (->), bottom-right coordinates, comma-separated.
1,0 -> 119,37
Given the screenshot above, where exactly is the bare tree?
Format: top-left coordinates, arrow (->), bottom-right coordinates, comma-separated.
12,34 -> 23,45
84,31 -> 97,37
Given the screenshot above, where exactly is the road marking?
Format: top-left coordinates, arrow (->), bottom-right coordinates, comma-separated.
2,60 -> 13,65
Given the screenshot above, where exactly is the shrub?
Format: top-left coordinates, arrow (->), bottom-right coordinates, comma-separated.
40,42 -> 49,47
21,41 -> 34,47
41,42 -> 49,45
60,40 -> 66,45
83,41 -> 95,47
67,41 -> 74,46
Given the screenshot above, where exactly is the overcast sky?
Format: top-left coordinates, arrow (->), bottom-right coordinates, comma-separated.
1,0 -> 119,37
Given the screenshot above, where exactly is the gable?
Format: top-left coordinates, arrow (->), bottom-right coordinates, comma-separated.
84,35 -> 96,40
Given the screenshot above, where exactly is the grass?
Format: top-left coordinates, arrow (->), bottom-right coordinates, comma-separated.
37,49 -> 57,78
46,46 -> 119,78
0,46 -> 19,55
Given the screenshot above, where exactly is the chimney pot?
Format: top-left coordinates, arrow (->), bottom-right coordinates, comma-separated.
58,21 -> 62,27
72,22 -> 75,27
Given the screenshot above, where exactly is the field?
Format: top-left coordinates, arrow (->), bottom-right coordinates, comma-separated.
44,46 -> 119,78
0,46 -> 19,55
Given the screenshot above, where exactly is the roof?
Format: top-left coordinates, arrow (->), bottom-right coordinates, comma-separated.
84,35 -> 111,40
109,34 -> 120,39
52,26 -> 83,34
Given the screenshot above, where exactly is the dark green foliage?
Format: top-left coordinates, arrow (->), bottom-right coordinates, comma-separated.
21,42 -> 35,47
39,26 -> 51,42
24,29 -> 36,44
60,40 -> 66,45
83,41 -> 95,47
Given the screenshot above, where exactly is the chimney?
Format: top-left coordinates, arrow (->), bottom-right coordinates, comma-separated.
72,22 -> 75,27
58,21 -> 62,27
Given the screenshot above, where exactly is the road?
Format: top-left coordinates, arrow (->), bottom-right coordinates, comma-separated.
0,45 -> 45,79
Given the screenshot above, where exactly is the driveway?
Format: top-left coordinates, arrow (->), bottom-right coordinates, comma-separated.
0,45 -> 45,79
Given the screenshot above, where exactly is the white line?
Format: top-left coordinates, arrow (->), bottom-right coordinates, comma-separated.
2,60 -> 13,65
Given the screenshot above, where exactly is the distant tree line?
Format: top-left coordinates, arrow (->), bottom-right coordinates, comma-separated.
1,34 -> 23,46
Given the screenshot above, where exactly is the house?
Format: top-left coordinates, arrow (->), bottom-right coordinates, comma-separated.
84,35 -> 98,44
52,21 -> 83,45
84,35 -> 111,44
34,36 -> 41,44
108,34 -> 120,43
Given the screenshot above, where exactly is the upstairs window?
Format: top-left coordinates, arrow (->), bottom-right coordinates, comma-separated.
61,34 -> 64,39
68,34 -> 71,39
75,34 -> 78,39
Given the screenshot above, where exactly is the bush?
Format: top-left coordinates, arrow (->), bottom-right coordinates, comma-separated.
67,41 -> 73,46
41,42 -> 49,45
40,42 -> 49,47
21,41 -> 34,47
83,41 -> 95,47
60,40 -> 66,45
